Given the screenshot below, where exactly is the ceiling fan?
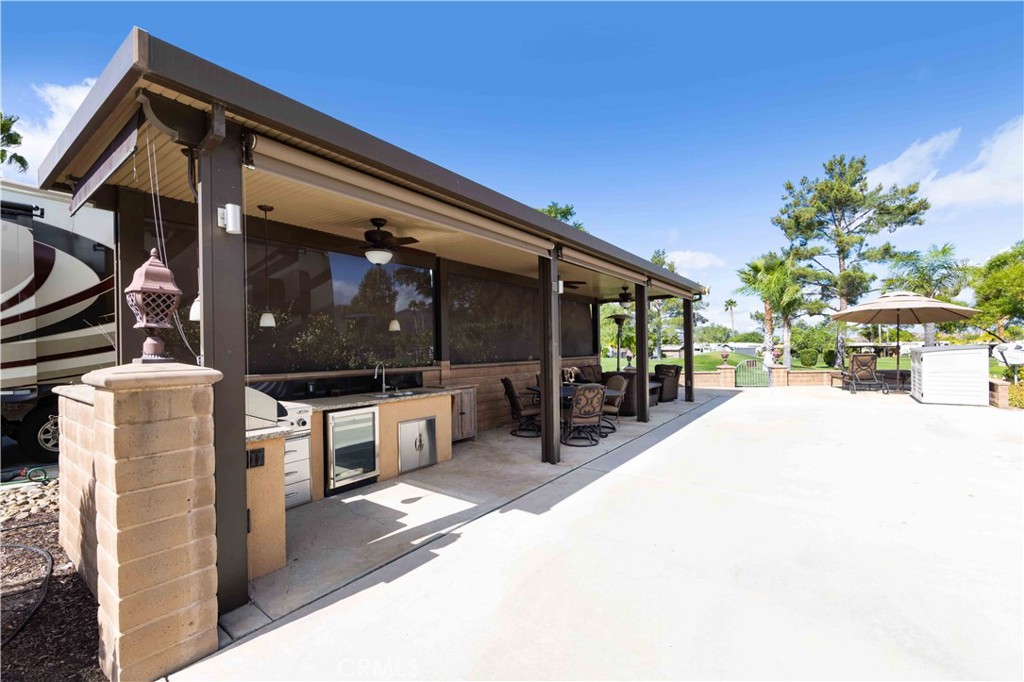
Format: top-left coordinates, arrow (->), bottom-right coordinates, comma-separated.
617,286 -> 634,303
560,278 -> 587,290
362,218 -> 418,265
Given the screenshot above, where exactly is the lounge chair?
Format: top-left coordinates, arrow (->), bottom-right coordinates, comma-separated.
842,354 -> 890,394
501,377 -> 541,437
561,383 -> 606,447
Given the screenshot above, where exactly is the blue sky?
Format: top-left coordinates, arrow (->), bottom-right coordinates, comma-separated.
2,2 -> 1021,330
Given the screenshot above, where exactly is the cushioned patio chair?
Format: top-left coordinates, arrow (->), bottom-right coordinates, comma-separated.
649,364 -> 681,402
842,354 -> 889,394
601,374 -> 629,435
501,377 -> 541,437
560,383 -> 606,447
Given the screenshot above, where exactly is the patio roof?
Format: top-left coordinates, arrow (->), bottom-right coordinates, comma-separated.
38,28 -> 706,302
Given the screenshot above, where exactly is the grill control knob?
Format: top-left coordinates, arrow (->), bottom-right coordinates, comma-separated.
296,418 -> 308,428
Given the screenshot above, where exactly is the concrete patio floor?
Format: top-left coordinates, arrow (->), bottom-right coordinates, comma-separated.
179,387 -> 1022,680
233,391 -> 720,630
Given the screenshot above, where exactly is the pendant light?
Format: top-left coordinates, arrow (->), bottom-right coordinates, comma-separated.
188,294 -> 201,321
257,204 -> 276,328
388,318 -> 401,332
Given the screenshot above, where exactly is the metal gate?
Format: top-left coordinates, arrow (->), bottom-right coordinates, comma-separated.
735,359 -> 771,387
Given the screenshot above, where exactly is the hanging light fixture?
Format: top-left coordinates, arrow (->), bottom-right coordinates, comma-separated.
388,318 -> 401,332
365,247 -> 393,266
257,204 -> 276,328
188,294 -> 201,322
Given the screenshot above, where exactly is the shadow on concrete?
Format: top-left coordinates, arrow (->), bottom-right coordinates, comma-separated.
234,388 -> 742,643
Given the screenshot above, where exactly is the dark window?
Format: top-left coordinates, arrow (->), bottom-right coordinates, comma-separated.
448,272 -> 540,364
246,238 -> 434,374
560,298 -> 594,358
446,272 -> 595,364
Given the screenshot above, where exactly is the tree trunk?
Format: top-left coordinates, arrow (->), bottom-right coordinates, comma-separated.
834,326 -> 847,369
762,301 -> 774,367
923,322 -> 936,346
782,318 -> 792,368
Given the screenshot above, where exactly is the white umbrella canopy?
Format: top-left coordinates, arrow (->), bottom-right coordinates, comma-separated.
830,291 -> 980,325
830,291 -> 980,389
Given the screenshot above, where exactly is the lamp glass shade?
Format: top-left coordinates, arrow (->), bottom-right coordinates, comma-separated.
388,318 -> 401,332
188,295 -> 201,322
365,248 -> 393,265
259,311 -> 276,328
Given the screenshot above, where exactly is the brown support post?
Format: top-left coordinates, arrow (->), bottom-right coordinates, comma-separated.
539,254 -> 561,464
591,299 -> 601,356
634,282 -> 649,423
683,297 -> 695,402
434,257 -> 449,363
197,121 -> 249,613
114,188 -> 147,365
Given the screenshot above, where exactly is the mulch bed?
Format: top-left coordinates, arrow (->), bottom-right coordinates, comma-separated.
1,509 -> 105,682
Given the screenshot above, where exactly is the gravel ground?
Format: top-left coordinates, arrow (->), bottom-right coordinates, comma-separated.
1,481 -> 105,682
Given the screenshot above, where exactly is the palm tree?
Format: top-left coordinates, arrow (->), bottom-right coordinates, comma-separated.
738,253 -> 806,367
724,299 -> 737,333
1,112 -> 29,174
883,243 -> 970,345
737,253 -> 781,365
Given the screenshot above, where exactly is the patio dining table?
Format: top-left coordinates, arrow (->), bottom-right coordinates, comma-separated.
527,385 -> 623,400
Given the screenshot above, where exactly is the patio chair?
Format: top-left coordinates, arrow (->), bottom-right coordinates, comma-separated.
649,364 -> 681,402
601,374 -> 629,435
501,377 -> 541,437
842,354 -> 890,394
561,383 -> 606,447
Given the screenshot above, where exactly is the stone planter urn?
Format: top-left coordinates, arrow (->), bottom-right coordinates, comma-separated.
720,350 -> 730,362
772,347 -> 783,362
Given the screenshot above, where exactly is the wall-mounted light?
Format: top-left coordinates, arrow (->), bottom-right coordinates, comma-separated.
388,318 -> 401,332
258,204 -> 276,327
218,203 -> 242,235
365,247 -> 393,265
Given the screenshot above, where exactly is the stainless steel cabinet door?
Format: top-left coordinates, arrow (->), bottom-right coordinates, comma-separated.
398,417 -> 437,473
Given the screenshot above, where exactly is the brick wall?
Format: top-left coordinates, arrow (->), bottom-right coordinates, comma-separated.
58,386 -> 100,595
989,379 -> 1010,408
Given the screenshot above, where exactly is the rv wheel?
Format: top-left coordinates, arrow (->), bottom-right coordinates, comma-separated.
16,405 -> 60,464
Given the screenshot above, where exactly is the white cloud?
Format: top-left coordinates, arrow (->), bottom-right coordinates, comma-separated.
665,250 -> 725,272
868,128 -> 960,189
2,78 -> 96,184
868,117 -> 1024,209
925,117 -> 1023,208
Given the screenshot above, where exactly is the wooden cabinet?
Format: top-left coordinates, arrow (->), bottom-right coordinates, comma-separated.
450,387 -> 477,442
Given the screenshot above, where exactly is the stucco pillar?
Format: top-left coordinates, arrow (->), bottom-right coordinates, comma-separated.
717,364 -> 736,388
73,362 -> 222,681
769,364 -> 788,387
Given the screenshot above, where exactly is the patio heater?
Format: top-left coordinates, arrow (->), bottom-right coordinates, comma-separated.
606,313 -> 630,372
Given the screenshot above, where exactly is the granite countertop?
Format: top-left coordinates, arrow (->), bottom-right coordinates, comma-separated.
245,425 -> 293,444
291,387 -> 461,413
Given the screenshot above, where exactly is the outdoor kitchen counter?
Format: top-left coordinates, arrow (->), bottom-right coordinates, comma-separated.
292,389 -> 457,501
245,425 -> 293,443
289,387 -> 463,413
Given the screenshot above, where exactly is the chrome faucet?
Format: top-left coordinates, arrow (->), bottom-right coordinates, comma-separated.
374,362 -> 387,394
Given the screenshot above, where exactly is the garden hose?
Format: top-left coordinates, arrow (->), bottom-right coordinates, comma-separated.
0,543 -> 53,647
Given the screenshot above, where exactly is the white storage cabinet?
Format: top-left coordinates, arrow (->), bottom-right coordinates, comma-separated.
910,344 -> 989,406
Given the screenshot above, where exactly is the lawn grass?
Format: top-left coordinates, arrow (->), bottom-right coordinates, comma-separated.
790,354 -> 1006,377
599,352 -> 748,373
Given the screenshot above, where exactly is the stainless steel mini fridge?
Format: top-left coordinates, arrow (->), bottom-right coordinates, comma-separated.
326,406 -> 379,491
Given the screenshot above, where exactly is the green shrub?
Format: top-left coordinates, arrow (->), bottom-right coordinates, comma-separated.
823,349 -> 837,367
798,348 -> 819,367
1009,384 -> 1024,409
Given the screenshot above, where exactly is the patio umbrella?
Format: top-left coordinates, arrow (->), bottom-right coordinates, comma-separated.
830,291 -> 980,387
